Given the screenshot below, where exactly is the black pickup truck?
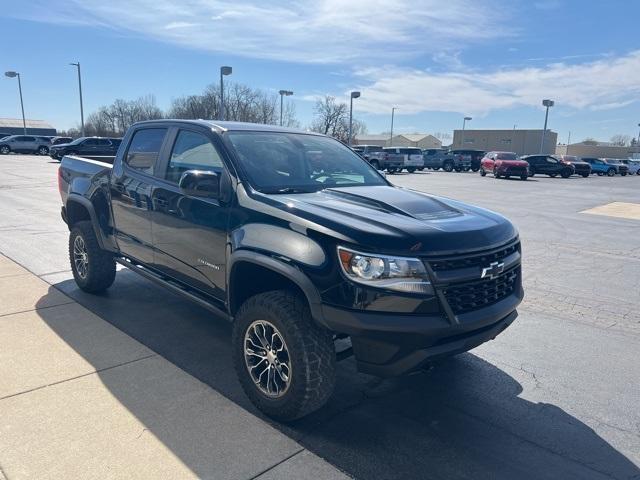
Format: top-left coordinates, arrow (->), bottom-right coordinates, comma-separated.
58,120 -> 523,420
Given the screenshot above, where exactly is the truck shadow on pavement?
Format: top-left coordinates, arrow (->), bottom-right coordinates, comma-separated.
39,273 -> 639,480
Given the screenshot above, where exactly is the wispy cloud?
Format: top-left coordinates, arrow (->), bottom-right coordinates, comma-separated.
11,0 -> 512,64
352,51 -> 640,115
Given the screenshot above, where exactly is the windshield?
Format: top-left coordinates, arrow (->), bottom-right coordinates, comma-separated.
226,132 -> 387,193
496,153 -> 517,160
67,137 -> 87,145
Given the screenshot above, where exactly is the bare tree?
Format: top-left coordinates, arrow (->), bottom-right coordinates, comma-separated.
309,95 -> 367,143
83,95 -> 163,136
610,134 -> 631,146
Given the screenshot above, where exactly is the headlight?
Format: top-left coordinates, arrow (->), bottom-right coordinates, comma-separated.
337,246 -> 432,294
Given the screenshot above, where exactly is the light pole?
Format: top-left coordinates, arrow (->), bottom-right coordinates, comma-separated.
4,71 -> 26,134
69,62 -> 85,136
219,66 -> 232,121
540,99 -> 554,153
278,90 -> 293,126
348,91 -> 360,146
637,123 -> 640,150
462,116 -> 472,147
390,107 -> 398,144
567,131 -> 571,155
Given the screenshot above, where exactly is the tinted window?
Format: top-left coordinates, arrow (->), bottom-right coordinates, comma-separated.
96,139 -> 112,146
399,148 -> 422,154
125,128 -> 167,174
367,146 -> 383,152
496,153 -> 517,160
166,130 -> 223,183
227,132 -> 386,192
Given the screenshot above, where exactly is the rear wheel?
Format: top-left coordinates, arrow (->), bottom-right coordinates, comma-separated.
597,172 -> 604,176
549,173 -> 557,178
494,169 -> 501,179
37,146 -> 49,155
528,167 -> 535,177
479,167 -> 487,177
417,167 -> 424,171
621,171 -> 627,176
607,168 -> 615,177
443,161 -> 454,172
232,290 -> 336,421
432,166 -> 440,171
520,174 -> 528,181
69,221 -> 116,293
0,146 -> 10,155
581,172 -> 590,178
406,167 -> 416,173
561,169 -> 572,178
387,167 -> 397,174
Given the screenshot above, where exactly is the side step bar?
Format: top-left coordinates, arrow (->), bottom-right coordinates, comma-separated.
115,257 -> 231,322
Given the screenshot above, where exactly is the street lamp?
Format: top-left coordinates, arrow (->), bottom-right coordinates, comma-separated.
540,99 -> 554,153
390,107 -> 398,144
637,123 -> 640,149
278,90 -> 293,126
4,71 -> 26,134
462,116 -> 472,147
69,62 -> 85,137
219,66 -> 232,121
348,91 -> 360,146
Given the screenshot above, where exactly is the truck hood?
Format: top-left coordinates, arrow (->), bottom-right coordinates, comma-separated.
254,185 -> 517,255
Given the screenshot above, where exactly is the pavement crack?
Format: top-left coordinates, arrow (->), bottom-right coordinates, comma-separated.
245,447 -> 305,480
0,354 -> 157,401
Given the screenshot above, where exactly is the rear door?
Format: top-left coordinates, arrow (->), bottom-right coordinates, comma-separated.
150,126 -> 230,300
110,127 -> 169,264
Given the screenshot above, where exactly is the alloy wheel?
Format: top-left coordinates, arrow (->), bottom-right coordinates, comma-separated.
244,320 -> 292,398
73,235 -> 89,279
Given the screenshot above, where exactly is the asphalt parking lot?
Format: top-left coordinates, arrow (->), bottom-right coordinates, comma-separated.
1,154 -> 639,479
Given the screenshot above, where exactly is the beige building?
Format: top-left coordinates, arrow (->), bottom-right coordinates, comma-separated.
354,133 -> 442,149
452,129 -> 557,155
556,142 -> 640,159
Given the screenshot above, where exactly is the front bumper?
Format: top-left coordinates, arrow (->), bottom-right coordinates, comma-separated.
321,289 -> 522,377
496,165 -> 528,176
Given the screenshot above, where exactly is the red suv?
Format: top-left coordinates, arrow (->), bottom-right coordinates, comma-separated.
480,152 -> 529,180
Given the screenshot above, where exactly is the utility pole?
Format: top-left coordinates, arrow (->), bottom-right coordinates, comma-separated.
70,62 -> 85,136
390,107 -> 397,145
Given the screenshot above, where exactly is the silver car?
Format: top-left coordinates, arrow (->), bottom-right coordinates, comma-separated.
0,135 -> 51,155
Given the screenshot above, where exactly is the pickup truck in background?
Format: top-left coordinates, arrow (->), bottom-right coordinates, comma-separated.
423,149 -> 484,173
383,147 -> 425,173
58,119 -> 523,421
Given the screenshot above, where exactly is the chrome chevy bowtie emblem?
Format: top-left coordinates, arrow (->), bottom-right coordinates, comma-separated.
481,261 -> 505,280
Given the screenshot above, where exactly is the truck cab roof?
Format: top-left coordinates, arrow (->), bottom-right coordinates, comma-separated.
132,119 -> 322,136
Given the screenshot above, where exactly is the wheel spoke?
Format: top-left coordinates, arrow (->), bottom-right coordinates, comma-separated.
244,320 -> 292,398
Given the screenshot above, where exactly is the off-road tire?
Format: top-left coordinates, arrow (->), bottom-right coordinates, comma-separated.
69,221 -> 116,293
232,290 -> 336,421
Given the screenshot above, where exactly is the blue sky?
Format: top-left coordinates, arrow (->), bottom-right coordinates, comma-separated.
1,0 -> 639,143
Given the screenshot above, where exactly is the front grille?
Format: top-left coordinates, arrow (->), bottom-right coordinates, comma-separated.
443,267 -> 519,314
429,241 -> 520,272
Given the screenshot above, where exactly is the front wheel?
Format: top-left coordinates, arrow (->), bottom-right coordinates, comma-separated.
607,168 -> 616,177
549,173 -> 557,178
494,169 -> 501,179
528,168 -> 535,177
520,174 -> 528,181
432,166 -> 440,171
581,173 -> 590,178
37,146 -> 49,155
233,291 -> 336,421
406,167 -> 416,173
597,172 -> 604,176
443,161 -> 454,172
0,146 -> 10,154
69,221 -> 116,293
386,167 -> 397,174
561,169 -> 572,178
621,171 -> 627,176
479,167 -> 487,177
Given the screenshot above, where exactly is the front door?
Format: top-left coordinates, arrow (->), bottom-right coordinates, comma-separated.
110,127 -> 169,264
151,127 -> 230,300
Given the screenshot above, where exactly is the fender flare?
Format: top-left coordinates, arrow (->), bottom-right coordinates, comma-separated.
65,194 -> 111,250
227,250 -> 326,328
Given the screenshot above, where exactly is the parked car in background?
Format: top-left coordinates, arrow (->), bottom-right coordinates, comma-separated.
51,136 -> 73,146
0,135 -> 51,155
619,159 -> 640,175
352,145 -> 389,170
451,149 -> 485,172
383,147 -> 424,173
422,148 -> 450,170
0,132 -> 11,140
581,158 -> 617,176
480,152 -> 529,180
603,159 -> 629,176
557,155 -> 591,177
521,155 -> 575,178
49,137 -> 122,161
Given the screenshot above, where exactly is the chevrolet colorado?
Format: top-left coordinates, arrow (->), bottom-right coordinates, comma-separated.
58,120 -> 523,421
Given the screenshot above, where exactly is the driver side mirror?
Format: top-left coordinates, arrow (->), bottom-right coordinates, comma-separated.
178,170 -> 220,198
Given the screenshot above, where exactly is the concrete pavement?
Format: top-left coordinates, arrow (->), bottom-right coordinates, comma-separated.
0,254 -> 349,479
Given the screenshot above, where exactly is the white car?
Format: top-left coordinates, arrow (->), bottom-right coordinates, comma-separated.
620,159 -> 640,175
